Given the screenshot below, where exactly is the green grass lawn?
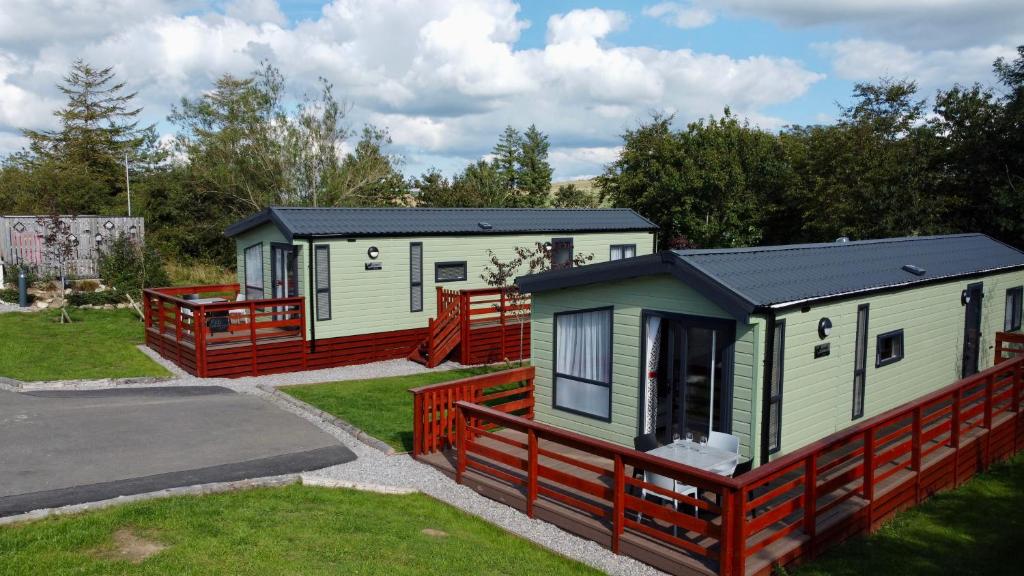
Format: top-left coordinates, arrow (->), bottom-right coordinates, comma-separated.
281,365 -> 513,452
0,484 -> 596,575
792,450 -> 1024,576
0,308 -> 170,381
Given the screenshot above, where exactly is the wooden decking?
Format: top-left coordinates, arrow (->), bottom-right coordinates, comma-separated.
417,418 -> 1000,576
411,353 -> 1024,576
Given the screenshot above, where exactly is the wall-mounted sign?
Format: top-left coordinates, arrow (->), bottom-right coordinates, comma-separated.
365,262 -> 382,271
814,343 -> 830,358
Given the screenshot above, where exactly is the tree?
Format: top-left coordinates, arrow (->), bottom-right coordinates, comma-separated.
282,77 -> 350,207
519,124 -> 553,206
481,242 -> 594,364
492,125 -> 523,196
599,111 -> 790,248
327,125 -> 409,206
552,183 -> 599,208
15,60 -> 159,214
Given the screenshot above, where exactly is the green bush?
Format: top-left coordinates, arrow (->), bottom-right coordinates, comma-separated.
0,288 -> 34,304
2,263 -> 44,288
97,233 -> 170,296
66,291 -> 125,307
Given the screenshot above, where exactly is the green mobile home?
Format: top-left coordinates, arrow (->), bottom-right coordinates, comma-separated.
218,206 -> 656,369
516,234 -> 1024,468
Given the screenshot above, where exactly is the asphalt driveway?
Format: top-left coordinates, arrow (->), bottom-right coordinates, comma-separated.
0,386 -> 355,517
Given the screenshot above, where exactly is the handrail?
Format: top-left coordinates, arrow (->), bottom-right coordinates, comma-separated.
410,366 -> 535,456
433,337 -> 1024,575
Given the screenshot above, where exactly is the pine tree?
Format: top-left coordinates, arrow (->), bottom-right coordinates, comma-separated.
518,124 -> 553,206
491,125 -> 522,197
20,59 -> 158,213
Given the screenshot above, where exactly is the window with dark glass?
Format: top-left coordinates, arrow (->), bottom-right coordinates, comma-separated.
609,244 -> 636,260
553,307 -> 613,420
1005,286 -> 1022,331
767,320 -> 785,454
314,245 -> 331,321
244,244 -> 263,300
410,243 -> 423,312
875,329 -> 904,367
550,237 -> 574,269
852,304 -> 869,419
435,261 -> 467,283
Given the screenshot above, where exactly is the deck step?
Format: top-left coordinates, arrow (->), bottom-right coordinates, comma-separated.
407,344 -> 429,366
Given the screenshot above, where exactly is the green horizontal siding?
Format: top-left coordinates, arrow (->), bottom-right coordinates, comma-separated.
770,268 -> 1024,461
234,225 -> 287,298
233,225 -> 654,338
531,275 -> 758,458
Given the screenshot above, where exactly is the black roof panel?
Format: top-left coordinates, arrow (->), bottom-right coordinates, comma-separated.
225,207 -> 657,239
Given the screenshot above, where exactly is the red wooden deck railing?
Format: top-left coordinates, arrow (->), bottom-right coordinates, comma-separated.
412,287 -> 532,367
409,365 -> 535,456
142,284 -> 306,377
995,331 -> 1024,363
414,334 -> 1024,575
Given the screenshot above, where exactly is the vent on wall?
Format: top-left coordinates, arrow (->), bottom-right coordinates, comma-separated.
902,264 -> 926,276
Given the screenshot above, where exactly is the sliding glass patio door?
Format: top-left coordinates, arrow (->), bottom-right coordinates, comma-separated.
644,313 -> 733,445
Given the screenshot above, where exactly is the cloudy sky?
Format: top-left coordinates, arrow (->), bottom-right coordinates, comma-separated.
1,1 -> 1021,180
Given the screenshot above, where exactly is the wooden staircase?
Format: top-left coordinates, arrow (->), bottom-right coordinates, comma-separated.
409,288 -> 463,367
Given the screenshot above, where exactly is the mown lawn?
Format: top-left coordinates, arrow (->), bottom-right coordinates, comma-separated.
792,450 -> 1024,576
0,484 -> 596,576
281,365 -> 514,451
0,308 -> 170,381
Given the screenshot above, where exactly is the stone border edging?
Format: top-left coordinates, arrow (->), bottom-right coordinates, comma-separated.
0,474 -> 301,526
10,375 -> 175,392
258,384 -> 398,456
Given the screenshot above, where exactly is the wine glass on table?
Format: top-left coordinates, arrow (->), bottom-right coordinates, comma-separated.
685,431 -> 694,448
699,435 -> 708,453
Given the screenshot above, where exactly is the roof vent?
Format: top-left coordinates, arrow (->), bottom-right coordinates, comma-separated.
478,222 -> 493,230
902,264 -> 926,276
835,236 -> 850,243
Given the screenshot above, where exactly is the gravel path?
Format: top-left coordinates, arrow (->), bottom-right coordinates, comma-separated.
16,349 -> 664,575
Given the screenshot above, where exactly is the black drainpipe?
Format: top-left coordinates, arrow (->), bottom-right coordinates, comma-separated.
758,309 -> 777,466
306,238 -> 316,353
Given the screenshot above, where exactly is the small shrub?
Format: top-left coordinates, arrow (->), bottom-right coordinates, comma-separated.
0,288 -> 34,304
66,291 -> 126,307
2,263 -> 44,288
98,233 -> 171,296
74,279 -> 101,292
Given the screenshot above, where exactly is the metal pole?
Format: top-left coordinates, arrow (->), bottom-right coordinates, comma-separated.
125,152 -> 132,217
18,268 -> 28,307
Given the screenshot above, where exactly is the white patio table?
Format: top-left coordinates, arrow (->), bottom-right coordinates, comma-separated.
646,440 -> 738,476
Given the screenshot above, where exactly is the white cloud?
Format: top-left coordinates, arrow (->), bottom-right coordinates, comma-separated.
817,39 -> 1018,92
0,0 -> 828,179
643,2 -> 715,30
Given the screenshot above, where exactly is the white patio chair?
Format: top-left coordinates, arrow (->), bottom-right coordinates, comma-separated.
639,471 -> 698,536
708,431 -> 740,477
228,293 -> 247,324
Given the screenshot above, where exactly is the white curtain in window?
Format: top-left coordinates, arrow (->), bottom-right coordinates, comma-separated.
555,309 -> 611,417
642,315 -> 662,434
244,245 -> 263,299
557,309 -> 610,381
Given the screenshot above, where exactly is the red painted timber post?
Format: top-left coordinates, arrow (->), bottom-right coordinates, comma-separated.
803,452 -> 818,558
174,305 -> 183,367
719,487 -> 735,576
142,291 -> 151,329
612,454 -> 625,555
983,373 -> 995,469
1014,362 -> 1022,452
459,291 -> 471,365
298,300 -> 308,370
912,405 -> 923,503
863,428 -> 875,529
732,487 -> 747,576
499,289 -> 507,360
195,307 -> 206,377
455,405 -> 467,484
951,388 -> 962,487
527,429 -> 538,518
412,392 -> 423,457
248,301 -> 258,376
